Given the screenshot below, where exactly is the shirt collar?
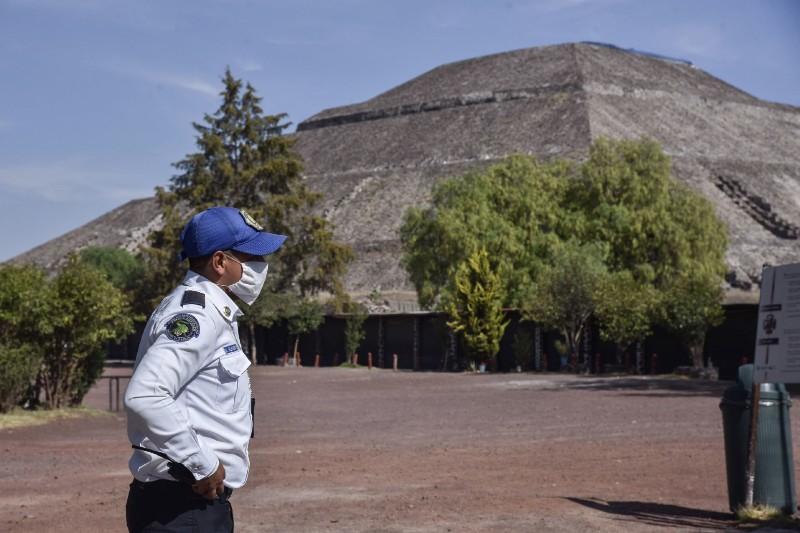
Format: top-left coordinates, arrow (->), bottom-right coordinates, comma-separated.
183,271 -> 242,321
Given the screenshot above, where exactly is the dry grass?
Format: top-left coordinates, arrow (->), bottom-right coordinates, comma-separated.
736,504 -> 800,530
0,406 -> 110,430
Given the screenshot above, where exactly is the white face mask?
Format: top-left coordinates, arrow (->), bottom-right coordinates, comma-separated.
224,254 -> 268,305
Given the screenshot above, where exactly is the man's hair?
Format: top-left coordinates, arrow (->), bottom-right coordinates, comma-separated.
188,253 -> 214,271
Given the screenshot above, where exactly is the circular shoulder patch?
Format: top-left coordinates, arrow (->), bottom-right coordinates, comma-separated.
165,313 -> 201,342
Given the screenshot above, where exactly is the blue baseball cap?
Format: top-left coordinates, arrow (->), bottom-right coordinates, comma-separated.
178,207 -> 287,260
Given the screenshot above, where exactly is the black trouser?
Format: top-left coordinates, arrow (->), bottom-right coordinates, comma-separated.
126,479 -> 234,533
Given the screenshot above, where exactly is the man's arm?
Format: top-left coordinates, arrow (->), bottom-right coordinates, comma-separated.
124,310 -> 221,482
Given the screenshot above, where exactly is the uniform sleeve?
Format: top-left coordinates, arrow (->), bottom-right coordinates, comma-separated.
124,309 -> 220,480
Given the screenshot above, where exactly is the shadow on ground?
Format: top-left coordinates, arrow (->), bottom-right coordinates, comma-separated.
567,497 -> 738,530
561,376 -> 730,398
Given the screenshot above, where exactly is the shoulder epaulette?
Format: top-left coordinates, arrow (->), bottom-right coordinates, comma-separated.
180,290 -> 206,308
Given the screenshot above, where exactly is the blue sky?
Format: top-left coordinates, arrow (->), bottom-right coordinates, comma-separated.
1,0 -> 798,262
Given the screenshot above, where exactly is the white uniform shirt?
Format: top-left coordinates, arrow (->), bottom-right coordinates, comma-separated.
124,271 -> 252,488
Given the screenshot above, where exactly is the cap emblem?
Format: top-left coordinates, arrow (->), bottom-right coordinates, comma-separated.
240,210 -> 264,232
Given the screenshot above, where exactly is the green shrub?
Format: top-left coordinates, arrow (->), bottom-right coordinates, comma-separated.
0,344 -> 41,413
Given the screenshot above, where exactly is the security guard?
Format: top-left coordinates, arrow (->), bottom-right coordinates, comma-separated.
124,207 -> 286,533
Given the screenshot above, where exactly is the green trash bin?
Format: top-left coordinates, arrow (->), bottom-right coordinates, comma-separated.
719,364 -> 796,513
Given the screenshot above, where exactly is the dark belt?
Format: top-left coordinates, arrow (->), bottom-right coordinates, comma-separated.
131,478 -> 233,503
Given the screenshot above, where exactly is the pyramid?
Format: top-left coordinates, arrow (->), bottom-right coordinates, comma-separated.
294,42 -> 800,305
11,43 -> 800,307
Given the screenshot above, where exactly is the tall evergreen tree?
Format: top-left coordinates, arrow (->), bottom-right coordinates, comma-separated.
141,69 -> 353,312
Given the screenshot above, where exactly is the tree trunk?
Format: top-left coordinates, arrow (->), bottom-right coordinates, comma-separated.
27,371 -> 43,408
63,354 -> 80,407
40,368 -> 52,408
567,328 -> 582,374
690,342 -> 704,368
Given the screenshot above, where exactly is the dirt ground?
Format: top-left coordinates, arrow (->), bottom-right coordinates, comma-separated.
2,366 -> 799,533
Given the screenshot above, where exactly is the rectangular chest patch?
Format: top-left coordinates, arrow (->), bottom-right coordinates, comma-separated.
224,344 -> 239,354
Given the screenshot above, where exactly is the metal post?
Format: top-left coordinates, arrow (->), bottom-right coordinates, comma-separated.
378,316 -> 385,368
745,383 -> 761,508
413,317 -> 420,371
107,376 -> 122,412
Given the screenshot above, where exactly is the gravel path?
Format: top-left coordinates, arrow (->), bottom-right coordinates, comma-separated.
2,367 -> 799,532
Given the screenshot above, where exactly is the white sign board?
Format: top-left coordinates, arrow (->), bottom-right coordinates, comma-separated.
754,262 -> 800,383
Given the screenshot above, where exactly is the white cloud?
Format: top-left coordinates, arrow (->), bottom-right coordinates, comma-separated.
262,37 -> 327,47
520,0 -> 629,14
103,63 -> 218,96
531,0 -> 592,12
237,59 -> 264,73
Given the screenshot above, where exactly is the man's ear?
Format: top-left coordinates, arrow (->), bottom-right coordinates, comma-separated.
210,251 -> 228,276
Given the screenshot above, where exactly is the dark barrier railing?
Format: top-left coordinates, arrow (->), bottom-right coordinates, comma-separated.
102,360 -> 134,412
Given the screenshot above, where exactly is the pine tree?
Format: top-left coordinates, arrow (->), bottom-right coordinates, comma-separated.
140,69 -> 353,308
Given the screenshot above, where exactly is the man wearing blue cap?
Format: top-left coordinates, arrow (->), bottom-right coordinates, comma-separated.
124,207 -> 286,533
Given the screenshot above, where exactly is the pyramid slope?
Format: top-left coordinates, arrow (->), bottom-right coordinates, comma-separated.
9,43 -> 800,306
8,198 -> 162,275
294,42 -> 800,302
